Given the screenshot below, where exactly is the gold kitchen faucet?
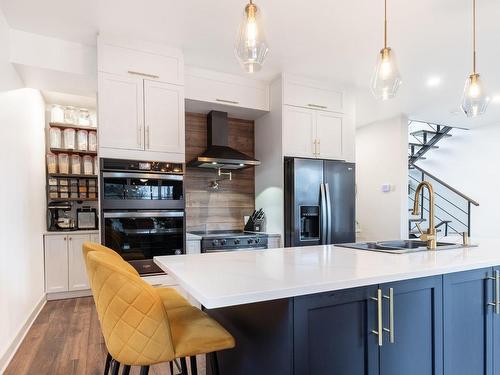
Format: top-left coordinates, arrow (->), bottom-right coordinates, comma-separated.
412,181 -> 437,250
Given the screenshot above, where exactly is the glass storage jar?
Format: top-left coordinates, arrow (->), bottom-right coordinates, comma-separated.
63,128 -> 76,149
50,105 -> 65,123
49,127 -> 62,149
83,155 -> 93,175
58,154 -> 69,174
88,131 -> 97,151
77,130 -> 88,151
64,106 -> 78,124
47,153 -> 57,174
70,155 -> 81,175
78,108 -> 91,126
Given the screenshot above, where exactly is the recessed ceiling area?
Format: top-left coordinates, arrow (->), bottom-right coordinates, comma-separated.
1,0 -> 500,128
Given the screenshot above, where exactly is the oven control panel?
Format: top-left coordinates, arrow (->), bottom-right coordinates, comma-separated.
202,235 -> 268,252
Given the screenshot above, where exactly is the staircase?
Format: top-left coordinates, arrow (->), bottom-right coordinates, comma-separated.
407,121 -> 479,239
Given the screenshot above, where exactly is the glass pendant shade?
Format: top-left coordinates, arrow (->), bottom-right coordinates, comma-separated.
461,73 -> 489,117
371,47 -> 402,100
234,2 -> 269,73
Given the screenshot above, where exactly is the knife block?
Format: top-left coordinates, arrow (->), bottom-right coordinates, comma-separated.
244,216 -> 266,232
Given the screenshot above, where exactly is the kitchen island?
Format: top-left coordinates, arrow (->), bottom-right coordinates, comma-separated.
155,240 -> 500,375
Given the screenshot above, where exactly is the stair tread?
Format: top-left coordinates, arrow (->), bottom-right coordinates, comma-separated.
410,228 -> 442,234
409,218 -> 427,222
410,130 -> 452,137
408,143 -> 439,149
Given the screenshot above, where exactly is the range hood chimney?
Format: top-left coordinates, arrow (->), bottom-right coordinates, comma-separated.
188,111 -> 260,170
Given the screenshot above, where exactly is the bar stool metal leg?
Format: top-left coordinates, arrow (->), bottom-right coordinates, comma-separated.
190,356 -> 198,375
104,352 -> 112,375
209,352 -> 220,375
168,361 -> 174,375
139,366 -> 150,375
180,357 -> 188,375
121,365 -> 131,375
111,360 -> 120,375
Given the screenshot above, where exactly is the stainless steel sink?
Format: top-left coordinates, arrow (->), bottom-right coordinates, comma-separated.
337,240 -> 474,254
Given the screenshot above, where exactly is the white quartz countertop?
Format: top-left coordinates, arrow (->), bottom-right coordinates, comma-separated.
154,238 -> 500,309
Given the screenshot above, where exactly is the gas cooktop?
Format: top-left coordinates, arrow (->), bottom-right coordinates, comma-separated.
190,230 -> 268,252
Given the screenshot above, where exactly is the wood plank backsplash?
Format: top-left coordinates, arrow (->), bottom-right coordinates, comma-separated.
185,113 -> 255,231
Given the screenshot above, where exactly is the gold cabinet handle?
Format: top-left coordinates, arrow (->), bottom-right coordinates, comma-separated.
370,289 -> 383,346
488,270 -> 500,314
127,70 -> 160,79
215,98 -> 239,105
307,103 -> 328,109
313,139 -> 317,156
383,288 -> 395,343
138,126 -> 143,147
317,139 -> 321,156
145,126 -> 150,149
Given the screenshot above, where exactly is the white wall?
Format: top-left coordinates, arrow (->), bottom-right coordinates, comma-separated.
0,88 -> 46,371
0,8 -> 23,92
356,115 -> 409,241
417,124 -> 496,238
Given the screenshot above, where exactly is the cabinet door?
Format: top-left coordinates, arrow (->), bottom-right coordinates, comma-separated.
444,268 -> 493,375
144,80 -> 185,155
283,78 -> 343,113
315,112 -> 343,160
68,234 -> 91,291
98,72 -> 144,151
379,276 -> 443,375
493,267 -> 500,375
90,232 -> 100,244
283,106 -> 315,158
294,286 -> 379,375
44,235 -> 68,293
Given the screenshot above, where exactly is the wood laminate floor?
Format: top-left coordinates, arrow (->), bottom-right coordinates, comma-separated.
4,297 -> 206,375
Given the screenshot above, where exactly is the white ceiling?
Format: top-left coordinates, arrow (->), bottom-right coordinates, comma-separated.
1,0 -> 500,128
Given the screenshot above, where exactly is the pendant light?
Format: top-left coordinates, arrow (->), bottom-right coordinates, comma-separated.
371,0 -> 402,100
461,0 -> 489,117
235,0 -> 269,73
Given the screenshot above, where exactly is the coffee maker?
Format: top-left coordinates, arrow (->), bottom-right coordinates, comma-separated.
47,202 -> 75,231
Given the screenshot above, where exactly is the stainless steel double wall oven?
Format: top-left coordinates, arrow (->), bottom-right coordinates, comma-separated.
100,159 -> 184,275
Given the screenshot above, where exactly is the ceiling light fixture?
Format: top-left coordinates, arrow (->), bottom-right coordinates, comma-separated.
235,0 -> 269,73
371,0 -> 402,100
426,76 -> 442,87
461,0 -> 489,117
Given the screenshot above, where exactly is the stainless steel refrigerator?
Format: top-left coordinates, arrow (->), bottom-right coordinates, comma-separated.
284,157 -> 356,247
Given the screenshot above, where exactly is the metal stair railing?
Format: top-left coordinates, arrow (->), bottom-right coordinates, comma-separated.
408,165 -> 479,237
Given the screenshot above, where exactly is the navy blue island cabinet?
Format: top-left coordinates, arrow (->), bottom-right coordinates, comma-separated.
294,275 -> 443,375
208,268 -> 500,375
443,267 -> 500,375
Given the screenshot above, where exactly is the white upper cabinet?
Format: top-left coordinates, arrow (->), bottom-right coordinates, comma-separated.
283,106 -> 316,158
184,66 -> 269,118
280,74 -> 354,161
97,35 -> 185,162
144,80 -> 185,154
283,74 -> 344,113
98,35 -> 184,85
315,112 -> 343,160
98,72 -> 144,151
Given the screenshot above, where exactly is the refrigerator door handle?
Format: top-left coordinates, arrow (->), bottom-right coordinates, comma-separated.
320,183 -> 328,245
325,182 -> 333,244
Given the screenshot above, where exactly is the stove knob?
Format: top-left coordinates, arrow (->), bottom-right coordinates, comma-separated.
220,239 -> 227,246
212,240 -> 219,247
234,239 -> 241,245
248,238 -> 254,244
255,238 -> 260,244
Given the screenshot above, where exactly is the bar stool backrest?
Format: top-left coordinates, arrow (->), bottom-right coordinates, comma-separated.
86,251 -> 175,366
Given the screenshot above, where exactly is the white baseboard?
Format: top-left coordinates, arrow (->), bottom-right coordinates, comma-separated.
46,289 -> 92,301
0,295 -> 46,374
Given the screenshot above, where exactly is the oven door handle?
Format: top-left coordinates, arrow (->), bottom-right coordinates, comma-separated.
103,211 -> 184,218
102,172 -> 183,181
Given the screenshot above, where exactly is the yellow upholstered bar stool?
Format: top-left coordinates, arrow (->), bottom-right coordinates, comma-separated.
82,242 -> 191,374
86,251 -> 235,375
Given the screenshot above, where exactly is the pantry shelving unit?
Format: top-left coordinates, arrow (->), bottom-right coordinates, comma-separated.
46,116 -> 100,231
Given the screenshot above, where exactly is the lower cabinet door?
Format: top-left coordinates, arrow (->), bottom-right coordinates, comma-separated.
379,276 -> 443,375
293,286 -> 379,375
68,234 -> 91,291
44,235 -> 69,293
493,267 -> 500,375
443,268 -> 493,375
